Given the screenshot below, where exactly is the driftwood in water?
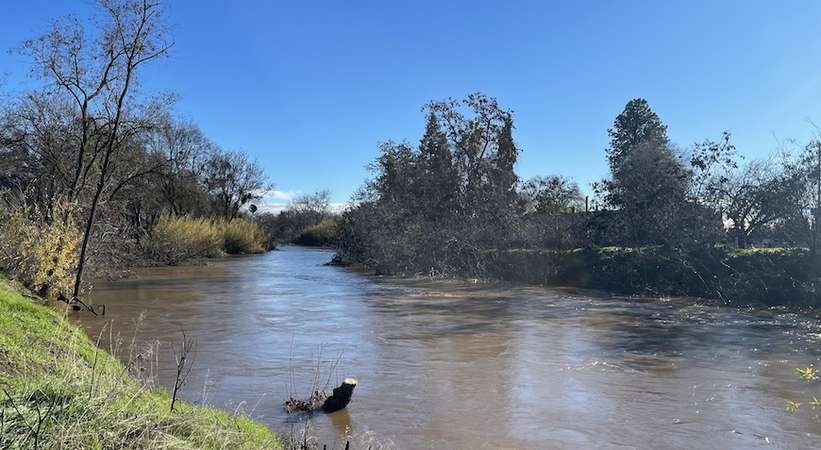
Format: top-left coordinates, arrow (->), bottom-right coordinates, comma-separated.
284,378 -> 357,414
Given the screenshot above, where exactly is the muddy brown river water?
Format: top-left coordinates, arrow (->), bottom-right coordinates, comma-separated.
75,246 -> 821,449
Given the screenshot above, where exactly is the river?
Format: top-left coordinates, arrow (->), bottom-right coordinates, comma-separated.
75,246 -> 821,449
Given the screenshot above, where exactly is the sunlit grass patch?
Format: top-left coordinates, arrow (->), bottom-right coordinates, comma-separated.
0,274 -> 282,449
725,246 -> 808,257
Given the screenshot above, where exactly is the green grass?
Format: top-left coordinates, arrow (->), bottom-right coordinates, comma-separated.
725,246 -> 809,257
0,274 -> 282,449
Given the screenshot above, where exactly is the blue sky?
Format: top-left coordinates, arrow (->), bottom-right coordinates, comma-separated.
2,1 -> 821,204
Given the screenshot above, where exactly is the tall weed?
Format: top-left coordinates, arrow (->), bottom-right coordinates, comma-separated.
145,215 -> 268,265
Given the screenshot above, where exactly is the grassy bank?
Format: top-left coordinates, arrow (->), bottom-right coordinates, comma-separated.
484,246 -> 820,305
0,275 -> 282,449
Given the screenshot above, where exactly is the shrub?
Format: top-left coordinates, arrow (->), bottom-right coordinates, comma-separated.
145,215 -> 224,265
0,202 -> 80,297
218,217 -> 268,254
485,246 -> 821,305
295,218 -> 340,247
145,215 -> 268,264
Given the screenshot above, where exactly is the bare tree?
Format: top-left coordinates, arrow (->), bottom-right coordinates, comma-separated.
783,139 -> 821,253
519,175 -> 584,214
202,148 -> 267,220
22,0 -> 172,300
288,190 -> 331,223
145,117 -> 213,215
708,158 -> 801,248
805,141 -> 821,253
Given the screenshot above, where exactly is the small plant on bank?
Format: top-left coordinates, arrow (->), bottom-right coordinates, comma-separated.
170,331 -> 197,412
786,366 -> 821,420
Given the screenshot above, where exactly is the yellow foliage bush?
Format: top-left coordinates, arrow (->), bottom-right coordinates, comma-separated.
0,202 -> 80,296
146,214 -> 224,264
218,217 -> 267,254
146,215 -> 268,264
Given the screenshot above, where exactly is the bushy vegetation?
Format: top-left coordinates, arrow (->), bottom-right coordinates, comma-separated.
294,219 -> 340,247
487,246 -> 820,305
0,0 -> 271,299
0,275 -> 282,449
144,215 -> 225,265
338,94 -> 520,275
145,215 -> 268,265
0,203 -> 81,298
337,94 -> 821,304
258,190 -> 341,247
219,217 -> 268,255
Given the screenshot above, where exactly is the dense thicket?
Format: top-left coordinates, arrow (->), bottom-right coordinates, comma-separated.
338,95 -> 821,302
337,94 -> 521,275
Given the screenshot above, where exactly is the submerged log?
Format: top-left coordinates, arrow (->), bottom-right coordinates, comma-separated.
284,378 -> 357,414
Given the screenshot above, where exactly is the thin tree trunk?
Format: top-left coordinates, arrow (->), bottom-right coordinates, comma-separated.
72,162 -> 107,299
72,60 -> 136,300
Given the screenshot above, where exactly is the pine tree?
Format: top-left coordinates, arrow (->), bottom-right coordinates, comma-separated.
418,112 -> 458,217
606,98 -> 669,171
492,114 -> 519,199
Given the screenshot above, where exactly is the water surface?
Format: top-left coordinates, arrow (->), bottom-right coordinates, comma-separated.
77,246 -> 821,449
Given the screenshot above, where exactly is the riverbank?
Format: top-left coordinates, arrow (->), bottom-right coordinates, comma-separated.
485,246 -> 820,305
334,245 -> 820,305
0,274 -> 282,449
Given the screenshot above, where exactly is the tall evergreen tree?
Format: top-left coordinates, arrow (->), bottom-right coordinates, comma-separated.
494,115 -> 518,188
606,98 -> 669,171
603,98 -> 689,244
418,112 -> 457,215
489,114 -> 519,208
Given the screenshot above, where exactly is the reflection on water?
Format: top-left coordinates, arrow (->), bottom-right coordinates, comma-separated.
75,246 -> 821,449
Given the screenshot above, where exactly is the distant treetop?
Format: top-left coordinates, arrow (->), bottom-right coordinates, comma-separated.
606,98 -> 669,171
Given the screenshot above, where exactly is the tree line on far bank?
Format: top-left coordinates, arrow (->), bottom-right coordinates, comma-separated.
335,94 -> 821,303
0,0 -> 271,303
3,1 -> 819,306
257,190 -> 341,248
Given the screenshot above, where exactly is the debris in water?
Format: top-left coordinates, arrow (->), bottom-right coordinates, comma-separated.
285,378 -> 358,414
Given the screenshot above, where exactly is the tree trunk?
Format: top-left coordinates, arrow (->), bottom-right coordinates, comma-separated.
735,227 -> 747,248
72,172 -> 105,299
72,54 -> 137,300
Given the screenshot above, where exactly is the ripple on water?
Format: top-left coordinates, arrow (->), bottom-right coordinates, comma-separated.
76,246 -> 821,450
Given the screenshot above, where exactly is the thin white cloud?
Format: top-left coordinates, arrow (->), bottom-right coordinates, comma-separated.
246,189 -> 351,216
253,189 -> 301,202
251,201 -> 351,216
327,202 -> 350,214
